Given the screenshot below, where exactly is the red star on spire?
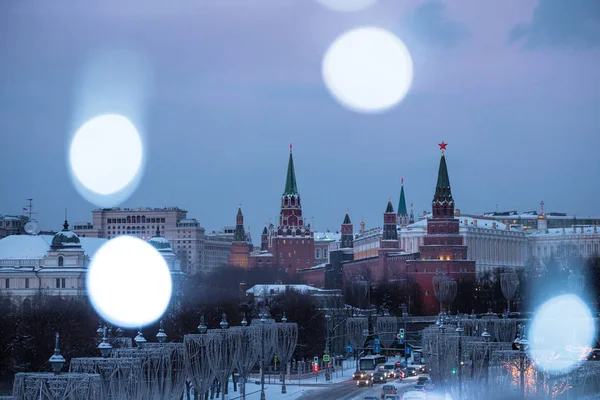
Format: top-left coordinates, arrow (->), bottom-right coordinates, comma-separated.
290,143 -> 293,153
438,141 -> 448,151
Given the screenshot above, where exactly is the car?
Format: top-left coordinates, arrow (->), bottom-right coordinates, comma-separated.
413,384 -> 424,390
406,367 -> 418,376
382,363 -> 397,379
353,370 -> 370,380
372,371 -> 387,384
416,376 -> 429,385
400,390 -> 427,400
357,375 -> 374,387
380,384 -> 399,399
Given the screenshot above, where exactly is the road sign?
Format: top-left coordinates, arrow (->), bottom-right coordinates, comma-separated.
398,338 -> 404,345
374,338 -> 380,345
405,347 -> 411,355
346,345 -> 353,353
323,354 -> 330,362
373,345 -> 381,354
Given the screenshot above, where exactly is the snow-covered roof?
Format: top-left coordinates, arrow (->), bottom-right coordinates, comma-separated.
355,227 -> 382,240
246,284 -> 324,296
250,251 -> 274,258
406,214 -> 509,231
314,231 -> 341,242
528,226 -> 598,237
0,235 -> 107,260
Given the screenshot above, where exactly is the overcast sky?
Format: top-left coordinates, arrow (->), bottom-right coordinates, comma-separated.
1,0 -> 599,240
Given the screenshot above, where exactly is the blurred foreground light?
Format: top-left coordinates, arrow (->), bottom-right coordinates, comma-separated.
322,27 -> 413,114
315,0 -> 377,12
69,114 -> 144,207
87,236 -> 172,329
528,294 -> 595,374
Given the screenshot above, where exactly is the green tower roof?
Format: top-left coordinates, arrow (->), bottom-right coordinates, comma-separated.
433,153 -> 453,204
398,180 -> 408,215
283,144 -> 298,196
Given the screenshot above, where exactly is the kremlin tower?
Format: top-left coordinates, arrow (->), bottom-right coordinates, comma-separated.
227,205 -> 250,268
249,145 -> 314,274
407,142 -> 476,314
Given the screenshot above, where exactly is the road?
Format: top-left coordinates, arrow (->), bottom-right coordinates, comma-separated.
297,375 -> 421,400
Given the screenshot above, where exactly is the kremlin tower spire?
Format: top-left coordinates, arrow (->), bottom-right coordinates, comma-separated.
409,203 -> 415,224
397,178 -> 409,227
260,225 -> 268,251
432,141 -> 455,218
340,209 -> 354,249
381,198 -> 399,249
234,204 -> 245,242
283,143 -> 298,196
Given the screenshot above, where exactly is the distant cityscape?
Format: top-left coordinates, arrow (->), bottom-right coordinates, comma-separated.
1,145 -> 599,314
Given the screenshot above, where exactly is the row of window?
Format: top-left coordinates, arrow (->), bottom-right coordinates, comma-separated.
4,278 -> 67,289
107,217 -> 166,224
108,225 -> 165,231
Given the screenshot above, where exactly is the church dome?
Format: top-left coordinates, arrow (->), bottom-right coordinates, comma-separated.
51,220 -> 81,248
148,227 -> 172,251
149,236 -> 171,250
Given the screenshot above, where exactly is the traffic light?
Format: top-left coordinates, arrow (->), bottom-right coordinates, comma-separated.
313,356 -> 318,365
313,363 -> 319,372
400,329 -> 405,339
451,368 -> 457,374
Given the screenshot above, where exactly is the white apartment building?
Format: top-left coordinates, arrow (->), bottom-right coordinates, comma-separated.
0,220 -> 186,301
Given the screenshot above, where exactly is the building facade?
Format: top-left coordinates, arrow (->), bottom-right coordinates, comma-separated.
72,207 -> 233,274
0,220 -> 187,302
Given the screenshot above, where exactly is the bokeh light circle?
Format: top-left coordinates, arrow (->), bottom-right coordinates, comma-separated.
87,236 -> 172,328
528,294 -> 596,374
315,0 -> 377,12
69,114 -> 144,205
322,27 -> 414,114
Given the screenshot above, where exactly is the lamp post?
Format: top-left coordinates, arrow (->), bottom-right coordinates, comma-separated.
401,304 -> 408,360
260,311 -> 266,400
324,313 -> 332,381
98,326 -> 113,358
438,322 -> 446,388
134,328 -> 147,349
455,317 -> 464,400
514,324 -> 528,400
482,325 -> 491,393
156,320 -> 167,343
49,332 -> 65,374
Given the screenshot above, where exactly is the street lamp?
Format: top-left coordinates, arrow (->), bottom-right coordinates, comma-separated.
482,325 -> 491,392
156,320 -> 167,343
134,328 -> 147,349
514,324 -> 529,400
260,311 -> 267,400
96,320 -> 104,338
49,332 -> 65,374
455,317 -> 464,400
98,326 -> 113,357
198,315 -> 208,334
324,313 -> 332,381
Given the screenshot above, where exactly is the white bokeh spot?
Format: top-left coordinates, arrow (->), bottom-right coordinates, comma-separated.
87,236 -> 172,328
70,114 -> 143,198
528,294 -> 596,374
322,27 -> 414,114
315,0 -> 377,12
